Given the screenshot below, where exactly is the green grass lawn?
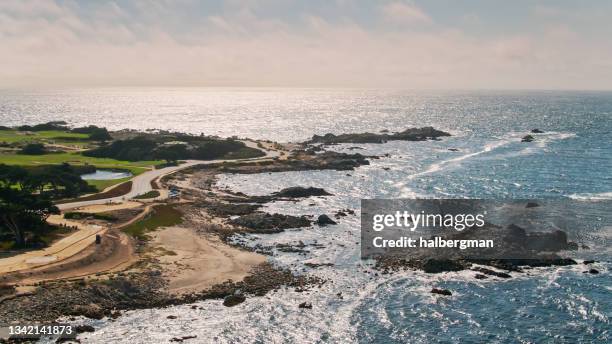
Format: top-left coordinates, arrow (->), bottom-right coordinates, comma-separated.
86,176 -> 134,191
0,150 -> 162,191
0,152 -> 161,171
0,129 -> 89,143
122,205 -> 183,239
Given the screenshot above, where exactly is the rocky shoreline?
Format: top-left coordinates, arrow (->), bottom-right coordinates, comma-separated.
4,125 -> 590,334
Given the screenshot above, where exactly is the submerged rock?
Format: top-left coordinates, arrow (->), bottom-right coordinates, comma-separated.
431,288 -> 452,296
531,129 -> 545,133
521,135 -> 535,142
471,267 -> 511,279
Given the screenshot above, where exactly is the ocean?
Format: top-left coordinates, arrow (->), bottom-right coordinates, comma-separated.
1,88 -> 610,343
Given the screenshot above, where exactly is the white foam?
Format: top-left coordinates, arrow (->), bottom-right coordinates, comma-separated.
568,192 -> 612,201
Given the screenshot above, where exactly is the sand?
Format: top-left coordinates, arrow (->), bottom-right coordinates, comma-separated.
151,226 -> 266,295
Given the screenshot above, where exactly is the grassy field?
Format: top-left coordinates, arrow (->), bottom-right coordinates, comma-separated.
0,129 -> 163,192
86,176 -> 134,191
0,152 -> 160,170
122,205 -> 183,239
0,129 -> 90,146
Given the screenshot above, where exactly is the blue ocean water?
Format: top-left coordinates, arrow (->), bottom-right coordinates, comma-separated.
1,88 -> 610,343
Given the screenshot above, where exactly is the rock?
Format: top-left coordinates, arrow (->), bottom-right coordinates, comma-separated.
273,187 -> 332,198
588,269 -> 600,274
474,274 -> 488,280
448,148 -> 459,152
307,127 -> 451,144
521,135 -> 535,142
422,259 -> 468,273
75,325 -> 95,333
531,129 -> 545,133
526,230 -> 572,251
298,302 -> 313,309
223,294 -> 246,307
525,202 -> 540,208
471,267 -> 511,279
431,288 -> 452,296
583,260 -> 596,265
230,212 -> 312,233
304,262 -> 334,268
70,304 -> 104,320
316,214 -> 337,226
167,315 -> 178,319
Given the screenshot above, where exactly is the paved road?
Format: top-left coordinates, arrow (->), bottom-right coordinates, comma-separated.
58,141 -> 279,210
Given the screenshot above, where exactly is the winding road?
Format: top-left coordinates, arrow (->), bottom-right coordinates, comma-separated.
57,140 -> 279,210
0,141 -> 281,278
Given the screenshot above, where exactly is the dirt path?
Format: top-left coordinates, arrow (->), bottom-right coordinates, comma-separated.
0,215 -> 107,274
151,226 -> 266,295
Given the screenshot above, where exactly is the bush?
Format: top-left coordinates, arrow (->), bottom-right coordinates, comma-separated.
17,121 -> 68,132
20,143 -> 47,155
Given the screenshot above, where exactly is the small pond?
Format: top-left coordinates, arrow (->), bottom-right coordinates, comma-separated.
80,170 -> 132,180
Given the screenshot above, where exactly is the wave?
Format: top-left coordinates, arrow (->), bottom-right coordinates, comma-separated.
568,191 -> 612,201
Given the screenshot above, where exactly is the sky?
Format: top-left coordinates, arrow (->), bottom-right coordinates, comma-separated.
1,0 -> 611,89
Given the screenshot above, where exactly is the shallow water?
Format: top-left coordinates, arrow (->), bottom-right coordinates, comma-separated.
80,170 -> 132,180
3,88 -> 610,343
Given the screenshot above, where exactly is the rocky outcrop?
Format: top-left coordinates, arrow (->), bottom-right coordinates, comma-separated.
374,224 -> 579,276
307,127 -> 451,144
272,187 -> 332,198
230,212 -> 312,233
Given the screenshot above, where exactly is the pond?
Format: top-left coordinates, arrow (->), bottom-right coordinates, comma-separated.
80,169 -> 132,180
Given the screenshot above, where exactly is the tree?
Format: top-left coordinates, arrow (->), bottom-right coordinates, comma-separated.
155,144 -> 187,164
0,165 -> 60,247
88,127 -> 112,141
20,143 -> 47,155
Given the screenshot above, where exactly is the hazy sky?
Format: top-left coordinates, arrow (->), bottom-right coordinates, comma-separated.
1,0 -> 611,89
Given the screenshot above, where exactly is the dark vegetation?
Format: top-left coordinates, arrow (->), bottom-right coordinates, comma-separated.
133,190 -> 160,199
71,125 -> 112,141
20,143 -> 47,155
63,212 -> 117,222
83,135 -> 264,162
0,164 -> 66,248
16,121 -> 68,132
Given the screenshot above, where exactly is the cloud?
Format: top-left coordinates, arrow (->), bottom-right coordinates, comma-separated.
381,1 -> 432,25
0,0 -> 611,89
